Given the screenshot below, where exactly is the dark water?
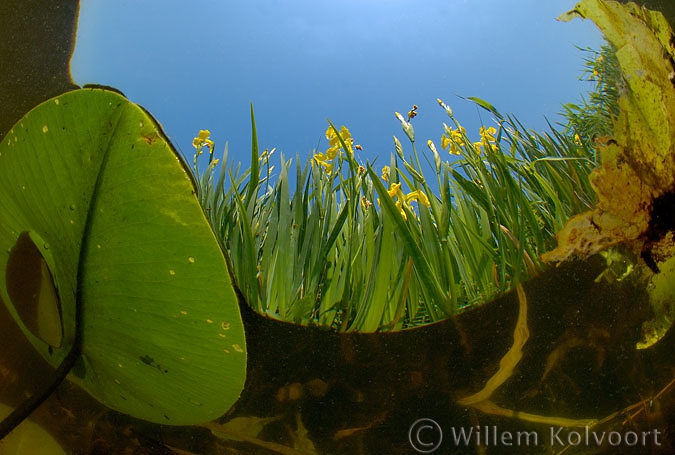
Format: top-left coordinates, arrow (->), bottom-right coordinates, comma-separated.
2,256 -> 674,454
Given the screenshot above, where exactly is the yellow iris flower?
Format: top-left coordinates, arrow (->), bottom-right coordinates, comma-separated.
379,182 -> 431,221
326,125 -> 354,158
480,126 -> 497,143
313,125 -> 359,174
406,190 -> 431,207
474,126 -> 497,153
440,124 -> 466,155
313,157 -> 333,175
192,129 -> 214,153
381,165 -> 390,182
388,182 -> 404,199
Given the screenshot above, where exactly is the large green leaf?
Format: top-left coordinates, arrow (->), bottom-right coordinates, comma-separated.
546,0 -> 675,263
0,88 -> 246,425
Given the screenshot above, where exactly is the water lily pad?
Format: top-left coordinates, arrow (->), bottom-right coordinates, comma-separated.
0,88 -> 246,425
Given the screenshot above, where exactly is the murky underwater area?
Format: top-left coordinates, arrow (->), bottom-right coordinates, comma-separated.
2,1 -> 675,454
2,256 -> 675,454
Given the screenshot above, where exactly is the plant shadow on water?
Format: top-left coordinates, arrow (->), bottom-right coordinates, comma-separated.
2,255 -> 675,454
228,256 -> 673,454
2,0 -> 675,454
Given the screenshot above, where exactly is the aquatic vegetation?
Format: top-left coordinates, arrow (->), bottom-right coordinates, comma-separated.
561,43 -> 621,145
549,0 -> 675,263
0,89 -> 246,436
552,0 -> 675,350
2,0 -> 674,452
450,0 -> 675,438
194,74 -> 600,331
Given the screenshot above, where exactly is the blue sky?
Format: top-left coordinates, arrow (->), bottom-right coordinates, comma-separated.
71,0 -> 604,172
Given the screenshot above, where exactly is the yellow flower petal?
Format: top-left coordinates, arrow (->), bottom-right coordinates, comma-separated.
451,129 -> 464,142
406,190 -> 431,207
395,200 -> 408,221
479,126 -> 497,143
388,182 -> 403,199
440,134 -> 451,150
381,165 -> 390,182
326,145 -> 339,160
325,126 -> 336,141
339,125 -> 351,140
314,157 -> 333,174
